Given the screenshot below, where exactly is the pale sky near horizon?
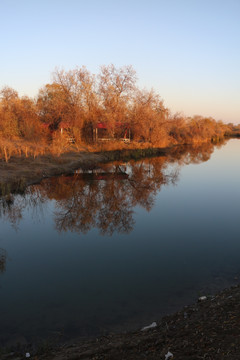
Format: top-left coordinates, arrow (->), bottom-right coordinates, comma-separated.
0,0 -> 239,123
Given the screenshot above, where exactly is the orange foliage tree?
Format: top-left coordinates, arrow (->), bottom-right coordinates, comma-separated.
0,65 -> 233,160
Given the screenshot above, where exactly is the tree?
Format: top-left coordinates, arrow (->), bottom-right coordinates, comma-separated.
52,67 -> 103,142
98,64 -> 137,136
0,87 -> 41,141
130,89 -> 169,145
37,83 -> 71,130
0,87 -> 20,139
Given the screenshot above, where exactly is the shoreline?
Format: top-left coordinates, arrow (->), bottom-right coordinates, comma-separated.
0,146 -> 172,195
2,283 -> 240,359
2,134 -> 239,194
0,137 -> 231,195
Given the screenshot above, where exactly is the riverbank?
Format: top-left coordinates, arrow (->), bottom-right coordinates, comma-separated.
0,146 -> 171,195
2,129 -> 238,195
0,137 -> 230,196
2,284 -> 240,360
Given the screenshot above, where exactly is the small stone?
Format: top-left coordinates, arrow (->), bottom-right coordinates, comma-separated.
141,321 -> 157,331
165,351 -> 173,359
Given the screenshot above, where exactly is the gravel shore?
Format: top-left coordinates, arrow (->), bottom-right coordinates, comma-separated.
2,284 -> 240,360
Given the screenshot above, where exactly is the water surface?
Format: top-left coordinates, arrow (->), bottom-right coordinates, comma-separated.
1,139 -> 240,345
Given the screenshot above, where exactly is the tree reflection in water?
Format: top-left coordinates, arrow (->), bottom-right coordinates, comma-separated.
0,141 -> 226,235
33,155 -> 179,235
0,248 -> 7,274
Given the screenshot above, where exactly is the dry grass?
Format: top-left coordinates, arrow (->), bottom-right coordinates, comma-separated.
0,136 -> 171,164
0,137 -> 89,163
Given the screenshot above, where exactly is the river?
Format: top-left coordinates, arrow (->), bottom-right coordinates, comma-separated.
0,139 -> 240,346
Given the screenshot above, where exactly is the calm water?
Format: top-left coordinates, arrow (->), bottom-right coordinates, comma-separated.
1,139 -> 240,345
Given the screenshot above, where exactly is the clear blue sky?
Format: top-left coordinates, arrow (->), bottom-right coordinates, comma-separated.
0,0 -> 239,123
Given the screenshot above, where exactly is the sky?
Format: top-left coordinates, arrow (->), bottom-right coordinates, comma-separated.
0,0 -> 239,123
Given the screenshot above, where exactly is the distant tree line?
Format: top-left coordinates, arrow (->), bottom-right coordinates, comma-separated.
0,64 -> 238,158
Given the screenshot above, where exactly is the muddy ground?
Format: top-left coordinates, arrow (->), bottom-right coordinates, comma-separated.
1,285 -> 240,359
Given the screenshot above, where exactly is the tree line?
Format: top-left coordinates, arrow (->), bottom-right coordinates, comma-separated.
0,64 -> 238,160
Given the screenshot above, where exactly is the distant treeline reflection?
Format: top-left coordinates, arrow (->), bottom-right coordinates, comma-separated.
0,141 -> 225,236
0,248 -> 7,274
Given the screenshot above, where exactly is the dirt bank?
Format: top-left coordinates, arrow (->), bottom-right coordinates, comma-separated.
2,284 -> 240,360
0,151 -> 106,190
0,147 -> 168,194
